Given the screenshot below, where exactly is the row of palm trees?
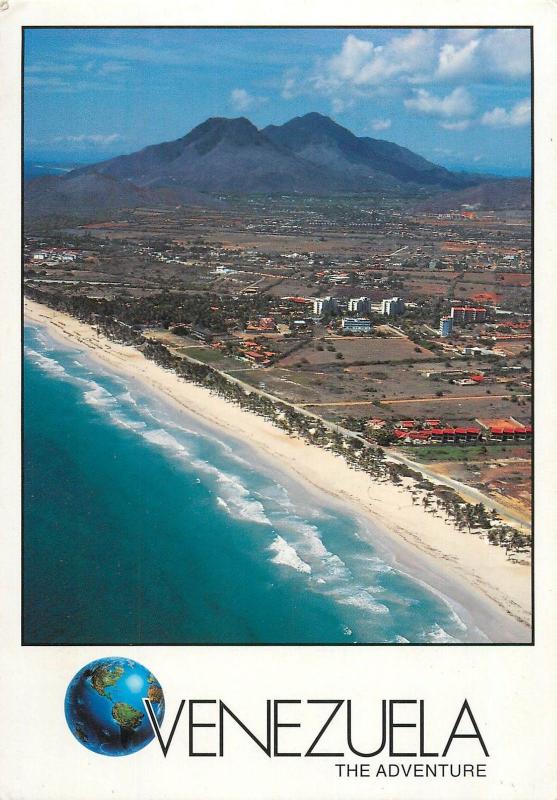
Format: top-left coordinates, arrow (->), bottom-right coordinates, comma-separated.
26,286 -> 531,560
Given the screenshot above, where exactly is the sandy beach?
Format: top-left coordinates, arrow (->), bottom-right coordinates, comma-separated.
24,298 -> 532,642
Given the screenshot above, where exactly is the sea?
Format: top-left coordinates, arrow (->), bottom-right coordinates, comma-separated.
24,321 -> 489,645
23,160 -> 82,179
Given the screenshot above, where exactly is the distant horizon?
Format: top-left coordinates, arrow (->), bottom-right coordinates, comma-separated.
24,28 -> 531,178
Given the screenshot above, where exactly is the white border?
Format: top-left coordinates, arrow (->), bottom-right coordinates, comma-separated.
1,2 -> 556,798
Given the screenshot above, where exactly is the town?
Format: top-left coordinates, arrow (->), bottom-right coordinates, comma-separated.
24,192 -> 532,538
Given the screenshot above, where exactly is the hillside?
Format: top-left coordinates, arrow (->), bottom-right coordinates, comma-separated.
25,113 -> 522,218
413,178 -> 531,213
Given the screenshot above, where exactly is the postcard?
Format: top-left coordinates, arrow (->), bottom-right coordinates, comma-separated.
1,0 -> 556,797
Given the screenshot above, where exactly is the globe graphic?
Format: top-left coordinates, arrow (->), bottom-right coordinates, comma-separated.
65,657 -> 165,756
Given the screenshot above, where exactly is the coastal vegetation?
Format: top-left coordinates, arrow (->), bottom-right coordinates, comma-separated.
25,287 -> 531,561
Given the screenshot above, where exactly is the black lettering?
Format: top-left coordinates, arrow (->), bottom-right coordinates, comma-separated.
347,699 -> 387,757
305,700 -> 344,757
218,700 -> 271,757
389,700 -> 417,757
273,700 -> 301,757
143,698 -> 185,758
189,700 -> 217,757
419,700 -> 439,757
442,700 -> 489,757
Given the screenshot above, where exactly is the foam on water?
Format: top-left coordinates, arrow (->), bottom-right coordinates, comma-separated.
270,535 -> 312,574
25,348 -> 68,377
24,321 -> 480,643
27,338 -> 272,531
332,586 -> 390,616
270,515 -> 395,620
191,458 -> 271,526
279,519 -> 329,558
141,427 -> 190,455
109,414 -> 147,432
395,566 -> 475,641
83,382 -> 119,409
425,623 -> 461,643
118,390 -> 138,406
363,555 -> 395,575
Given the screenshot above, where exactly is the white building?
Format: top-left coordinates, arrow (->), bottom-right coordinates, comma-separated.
341,318 -> 372,333
381,297 -> 405,317
313,296 -> 339,317
348,296 -> 372,313
439,317 -> 453,337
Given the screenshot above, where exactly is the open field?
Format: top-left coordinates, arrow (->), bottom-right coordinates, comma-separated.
425,456 -> 531,523
400,443 -> 531,462
277,336 -> 435,367
25,194 -> 531,529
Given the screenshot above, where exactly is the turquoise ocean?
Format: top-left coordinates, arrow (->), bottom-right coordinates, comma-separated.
24,322 -> 489,644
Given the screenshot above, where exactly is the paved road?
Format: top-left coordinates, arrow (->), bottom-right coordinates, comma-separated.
382,393 -> 530,404
151,335 -> 531,531
299,393 -> 530,407
388,450 -> 531,531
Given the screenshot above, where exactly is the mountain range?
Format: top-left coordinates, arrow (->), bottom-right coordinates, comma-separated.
25,112 -> 526,217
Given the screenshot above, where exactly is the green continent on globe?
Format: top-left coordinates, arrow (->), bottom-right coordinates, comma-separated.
147,684 -> 163,704
90,663 -> 125,698
147,673 -> 156,684
111,702 -> 144,729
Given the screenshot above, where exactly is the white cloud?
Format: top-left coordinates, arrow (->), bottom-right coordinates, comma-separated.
439,120 -> 470,131
404,86 -> 474,118
435,29 -> 530,80
328,34 -> 375,83
437,39 -> 480,79
281,75 -> 299,100
99,61 -> 130,75
26,68 -> 127,93
277,29 -> 530,121
52,133 -> 124,146
26,76 -> 71,89
230,88 -> 267,112
446,29 -> 483,44
371,118 -> 392,131
71,43 -> 189,66
321,30 -> 436,89
331,97 -> 347,113
26,63 -> 78,75
480,29 -> 530,78
481,98 -> 531,128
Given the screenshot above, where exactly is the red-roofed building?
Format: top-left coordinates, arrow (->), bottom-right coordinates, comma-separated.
283,296 -> 311,305
450,306 -> 487,324
488,423 -> 532,441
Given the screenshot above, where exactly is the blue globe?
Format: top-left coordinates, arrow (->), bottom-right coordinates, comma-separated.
65,657 -> 165,757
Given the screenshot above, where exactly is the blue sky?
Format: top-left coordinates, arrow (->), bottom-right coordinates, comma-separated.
24,27 -> 531,175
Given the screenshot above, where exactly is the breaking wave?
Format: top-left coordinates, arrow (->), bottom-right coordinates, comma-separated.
425,624 -> 461,643
269,535 -> 312,574
25,348 -> 68,377
198,462 -> 271,526
24,321 -> 482,644
83,382 -> 118,409
141,428 -> 190,455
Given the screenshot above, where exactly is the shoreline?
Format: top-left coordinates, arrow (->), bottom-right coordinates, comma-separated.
24,298 -> 532,643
